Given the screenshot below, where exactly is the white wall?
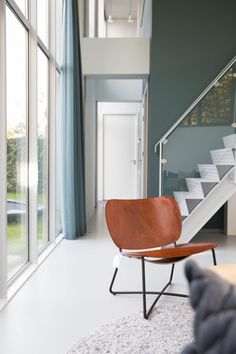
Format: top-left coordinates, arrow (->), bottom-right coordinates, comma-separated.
95,79 -> 143,101
81,38 -> 150,77
106,19 -> 137,38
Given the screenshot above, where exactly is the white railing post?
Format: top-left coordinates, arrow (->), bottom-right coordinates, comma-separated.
159,143 -> 162,197
234,141 -> 236,184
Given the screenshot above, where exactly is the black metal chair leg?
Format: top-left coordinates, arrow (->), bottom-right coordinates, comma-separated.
109,267 -> 118,295
169,264 -> 175,284
212,248 -> 217,266
141,258 -> 148,319
141,258 -> 176,320
109,259 -> 188,320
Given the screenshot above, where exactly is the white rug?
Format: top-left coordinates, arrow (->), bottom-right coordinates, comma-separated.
67,302 -> 194,354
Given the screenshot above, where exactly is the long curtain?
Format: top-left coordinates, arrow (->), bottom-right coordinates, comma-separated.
60,0 -> 86,240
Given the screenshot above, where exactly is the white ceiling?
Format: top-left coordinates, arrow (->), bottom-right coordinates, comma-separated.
104,0 -> 138,20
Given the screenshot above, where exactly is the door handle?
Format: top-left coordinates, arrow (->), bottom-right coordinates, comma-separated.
130,160 -> 137,165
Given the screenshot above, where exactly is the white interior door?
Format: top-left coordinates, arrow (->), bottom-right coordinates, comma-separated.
103,114 -> 139,200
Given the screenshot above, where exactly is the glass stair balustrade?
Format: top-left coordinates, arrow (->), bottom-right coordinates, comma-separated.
155,60 -> 236,227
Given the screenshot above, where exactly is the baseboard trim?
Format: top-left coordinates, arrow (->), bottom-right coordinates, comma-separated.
200,228 -> 224,233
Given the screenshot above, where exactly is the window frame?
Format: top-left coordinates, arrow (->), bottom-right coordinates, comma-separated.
37,45 -> 49,253
6,4 -> 30,280
0,0 -> 62,296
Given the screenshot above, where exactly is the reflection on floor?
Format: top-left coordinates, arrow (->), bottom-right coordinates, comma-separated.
0,205 -> 235,354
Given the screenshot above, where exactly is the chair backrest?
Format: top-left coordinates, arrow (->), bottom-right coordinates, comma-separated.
105,196 -> 182,250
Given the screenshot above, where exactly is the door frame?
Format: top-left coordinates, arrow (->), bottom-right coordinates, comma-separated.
96,101 -> 146,202
142,83 -> 149,198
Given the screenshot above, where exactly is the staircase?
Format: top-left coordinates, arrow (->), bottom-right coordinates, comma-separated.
174,134 -> 236,243
154,57 -> 236,243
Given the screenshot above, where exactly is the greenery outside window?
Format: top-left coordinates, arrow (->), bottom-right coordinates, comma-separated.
6,6 -> 28,278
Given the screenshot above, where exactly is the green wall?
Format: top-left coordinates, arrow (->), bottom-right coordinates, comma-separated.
148,0 -> 236,195
148,0 -> 236,227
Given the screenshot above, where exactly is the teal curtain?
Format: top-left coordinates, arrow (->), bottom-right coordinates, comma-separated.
60,0 -> 86,239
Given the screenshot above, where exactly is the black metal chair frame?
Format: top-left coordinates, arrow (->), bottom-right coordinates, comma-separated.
109,248 -> 217,319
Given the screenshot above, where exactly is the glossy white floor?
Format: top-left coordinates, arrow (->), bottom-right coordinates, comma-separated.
0,205 -> 235,354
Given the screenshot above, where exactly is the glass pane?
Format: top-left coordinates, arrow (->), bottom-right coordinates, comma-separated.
56,71 -> 62,236
161,66 -> 236,215
6,7 -> 28,278
37,48 -> 49,250
14,0 -> 28,17
37,0 -> 49,47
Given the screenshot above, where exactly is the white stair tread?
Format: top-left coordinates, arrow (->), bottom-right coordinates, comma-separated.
198,164 -> 220,182
198,164 -> 217,168
185,179 -> 204,197
210,147 -> 234,153
210,148 -> 235,165
173,191 -> 203,201
223,134 -> 236,148
174,192 -> 203,216
186,178 -> 216,183
186,177 -> 218,197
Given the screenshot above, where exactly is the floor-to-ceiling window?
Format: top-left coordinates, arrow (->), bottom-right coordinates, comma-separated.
37,47 -> 49,251
6,6 -> 28,278
0,0 -> 63,294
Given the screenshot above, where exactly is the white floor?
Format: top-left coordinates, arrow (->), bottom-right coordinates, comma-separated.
0,206 -> 235,354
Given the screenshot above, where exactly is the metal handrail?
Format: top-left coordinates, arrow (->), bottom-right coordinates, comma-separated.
154,56 -> 236,153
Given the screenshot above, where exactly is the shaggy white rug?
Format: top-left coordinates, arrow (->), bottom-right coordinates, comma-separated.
67,302 -> 194,354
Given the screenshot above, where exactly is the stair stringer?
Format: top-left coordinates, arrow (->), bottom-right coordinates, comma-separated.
179,168 -> 236,244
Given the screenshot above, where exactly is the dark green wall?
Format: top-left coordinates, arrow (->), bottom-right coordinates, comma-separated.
148,0 -> 236,228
